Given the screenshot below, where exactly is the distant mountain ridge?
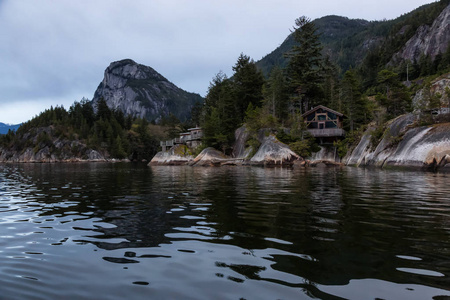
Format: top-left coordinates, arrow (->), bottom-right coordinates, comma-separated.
0,122 -> 21,134
256,15 -> 372,75
91,59 -> 203,122
256,1 -> 450,76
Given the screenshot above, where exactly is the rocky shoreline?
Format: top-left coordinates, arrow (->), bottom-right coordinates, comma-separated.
149,117 -> 450,171
3,117 -> 450,171
149,132 -> 304,167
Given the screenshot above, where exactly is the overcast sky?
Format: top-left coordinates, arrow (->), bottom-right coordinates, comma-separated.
0,0 -> 435,124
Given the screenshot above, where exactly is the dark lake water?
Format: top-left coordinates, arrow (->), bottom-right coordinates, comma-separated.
0,163 -> 450,300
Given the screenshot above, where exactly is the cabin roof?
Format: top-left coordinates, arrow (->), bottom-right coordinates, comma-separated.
301,105 -> 343,117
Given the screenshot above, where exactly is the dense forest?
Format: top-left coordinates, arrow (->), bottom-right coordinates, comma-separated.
0,99 -> 161,161
197,0 -> 450,158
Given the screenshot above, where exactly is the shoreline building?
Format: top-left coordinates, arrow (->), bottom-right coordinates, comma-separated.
160,127 -> 203,152
302,105 -> 345,144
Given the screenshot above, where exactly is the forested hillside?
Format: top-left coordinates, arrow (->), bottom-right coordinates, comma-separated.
257,0 -> 450,83
197,0 -> 450,158
0,99 -> 163,162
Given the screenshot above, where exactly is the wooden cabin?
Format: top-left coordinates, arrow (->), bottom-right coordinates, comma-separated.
160,127 -> 203,151
302,105 -> 345,143
186,127 -> 203,149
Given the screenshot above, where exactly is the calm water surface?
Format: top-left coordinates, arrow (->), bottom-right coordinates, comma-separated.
0,163 -> 449,299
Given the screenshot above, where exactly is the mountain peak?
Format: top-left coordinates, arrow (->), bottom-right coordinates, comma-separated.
91,59 -> 202,122
106,59 -> 167,82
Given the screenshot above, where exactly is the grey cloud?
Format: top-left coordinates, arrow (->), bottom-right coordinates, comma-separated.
0,0 -> 433,123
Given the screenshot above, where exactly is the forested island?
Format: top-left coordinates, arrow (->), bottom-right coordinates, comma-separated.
1,0 -> 450,169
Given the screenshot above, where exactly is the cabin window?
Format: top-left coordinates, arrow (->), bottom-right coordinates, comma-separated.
318,114 -> 326,121
326,121 -> 337,128
328,112 -> 337,119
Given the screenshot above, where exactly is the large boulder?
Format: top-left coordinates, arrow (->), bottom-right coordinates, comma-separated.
149,144 -> 194,165
249,134 -> 301,166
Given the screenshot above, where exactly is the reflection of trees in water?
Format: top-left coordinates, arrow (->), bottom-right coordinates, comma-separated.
3,164 -> 450,290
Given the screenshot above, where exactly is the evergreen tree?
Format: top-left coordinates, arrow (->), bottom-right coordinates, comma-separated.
340,69 -> 370,131
232,53 -> 265,122
286,16 -> 324,114
263,66 -> 289,121
202,74 -> 237,152
376,69 -> 411,118
322,56 -> 341,110
204,71 -> 228,115
96,98 -> 111,121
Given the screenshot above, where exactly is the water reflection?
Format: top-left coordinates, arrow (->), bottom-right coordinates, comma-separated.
0,163 -> 449,299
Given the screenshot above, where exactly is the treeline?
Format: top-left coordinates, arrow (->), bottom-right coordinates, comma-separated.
0,99 -> 160,161
196,16 -> 431,155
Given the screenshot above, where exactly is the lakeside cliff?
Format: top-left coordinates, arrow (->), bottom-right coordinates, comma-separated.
343,115 -> 450,170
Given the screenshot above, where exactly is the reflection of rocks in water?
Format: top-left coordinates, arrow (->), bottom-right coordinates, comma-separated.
91,197 -> 171,250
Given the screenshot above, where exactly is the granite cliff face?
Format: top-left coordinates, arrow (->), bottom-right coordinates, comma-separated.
91,59 -> 203,122
392,4 -> 450,63
344,114 -> 450,170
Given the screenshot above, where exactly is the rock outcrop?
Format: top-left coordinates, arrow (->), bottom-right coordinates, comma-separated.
343,114 -> 450,170
150,129 -> 301,167
249,134 -> 301,166
392,4 -> 450,63
412,73 -> 450,111
0,142 -> 107,163
149,144 -> 194,165
91,59 -> 203,122
189,147 -> 241,166
309,146 -> 339,162
232,126 -> 253,159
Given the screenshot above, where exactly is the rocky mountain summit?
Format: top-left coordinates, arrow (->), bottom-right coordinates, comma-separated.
91,59 -> 203,122
392,3 -> 450,63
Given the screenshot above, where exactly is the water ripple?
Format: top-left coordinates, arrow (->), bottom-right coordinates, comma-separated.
0,164 -> 449,299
